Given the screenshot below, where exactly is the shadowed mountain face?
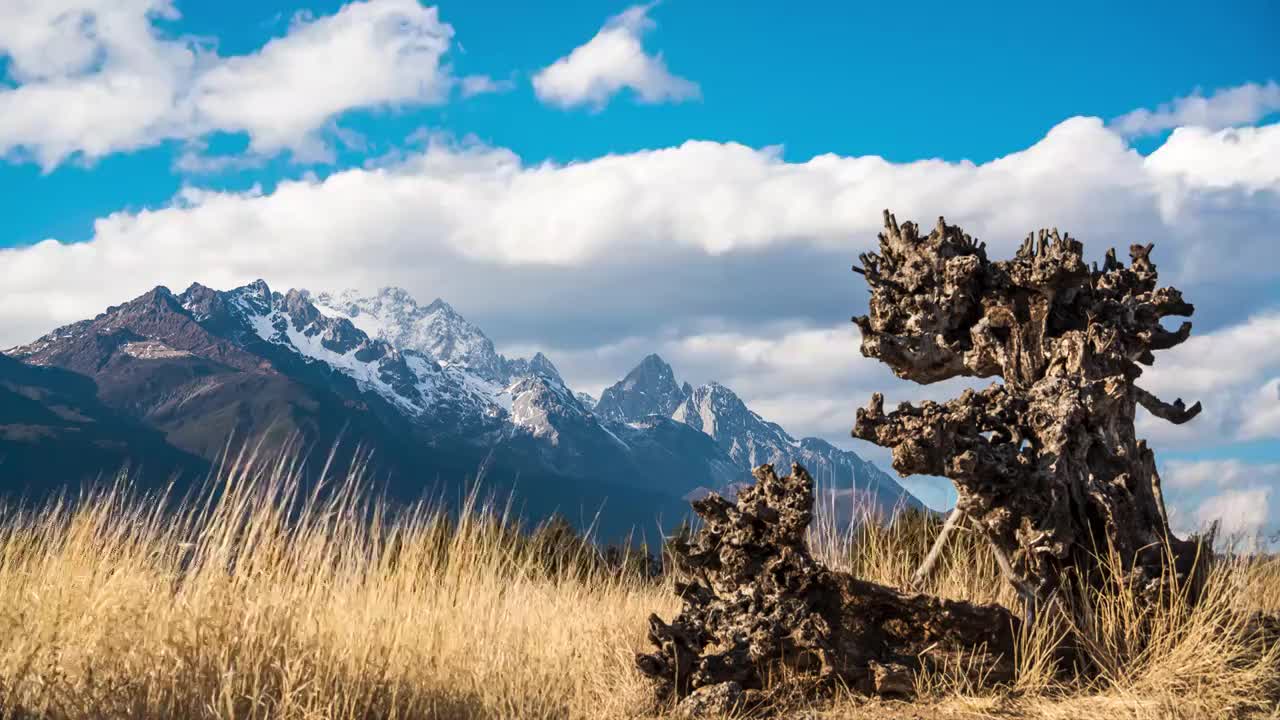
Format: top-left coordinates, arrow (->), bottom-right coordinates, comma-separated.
0,353 -> 207,496
3,282 -> 921,538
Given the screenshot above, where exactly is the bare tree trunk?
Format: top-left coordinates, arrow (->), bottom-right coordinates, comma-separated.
851,211 -> 1208,604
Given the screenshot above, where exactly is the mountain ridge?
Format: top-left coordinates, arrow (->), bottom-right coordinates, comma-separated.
597,357 -> 921,516
3,281 -> 923,534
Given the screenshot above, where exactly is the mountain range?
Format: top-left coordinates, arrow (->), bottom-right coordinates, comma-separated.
1,281 -> 922,539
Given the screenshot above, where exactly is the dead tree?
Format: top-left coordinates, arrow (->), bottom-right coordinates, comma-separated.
851,211 -> 1205,607
635,463 -> 1019,711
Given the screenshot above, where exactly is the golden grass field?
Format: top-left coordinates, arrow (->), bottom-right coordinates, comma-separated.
1,451 -> 1277,720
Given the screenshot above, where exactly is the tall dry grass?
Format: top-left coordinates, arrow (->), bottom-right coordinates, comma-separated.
0,451 -> 1276,720
0,450 -> 671,720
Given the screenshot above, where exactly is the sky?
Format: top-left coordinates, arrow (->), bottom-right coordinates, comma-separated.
0,0 -> 1278,531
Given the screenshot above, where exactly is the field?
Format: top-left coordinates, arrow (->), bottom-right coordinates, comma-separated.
0,452 -> 1277,720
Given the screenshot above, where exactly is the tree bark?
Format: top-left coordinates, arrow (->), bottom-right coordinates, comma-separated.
636,464 -> 1019,704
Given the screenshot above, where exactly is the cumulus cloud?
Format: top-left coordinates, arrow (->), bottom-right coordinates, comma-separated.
1164,458 -> 1280,489
1112,81 -> 1280,138
187,1 -> 454,159
0,0 -> 459,170
2,116 -> 1278,347
1,117 -> 1278,479
1194,488 -> 1273,538
1241,379 -> 1280,441
1138,311 -> 1280,448
1146,123 -> 1280,191
1162,459 -> 1280,541
532,3 -> 698,110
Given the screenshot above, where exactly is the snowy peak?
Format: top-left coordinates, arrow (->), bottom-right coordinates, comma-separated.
506,373 -> 590,443
671,381 -> 787,448
9,282 -> 272,377
423,296 -> 460,318
504,351 -> 563,384
10,280 -> 925,527
181,282 -> 566,430
314,287 -> 504,380
211,280 -> 432,412
313,287 -> 559,385
594,353 -> 689,422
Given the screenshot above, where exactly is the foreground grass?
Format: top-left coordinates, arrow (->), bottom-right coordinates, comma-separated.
0,453 -> 1277,719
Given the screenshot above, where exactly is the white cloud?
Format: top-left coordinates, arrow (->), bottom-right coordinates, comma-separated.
172,142 -> 268,174
1195,488 -> 1272,538
532,3 -> 698,110
1112,80 -> 1280,138
1146,123 -> 1280,191
1164,459 -> 1280,490
0,0 -> 197,169
460,74 -> 513,98
1141,312 -> 1280,398
1241,378 -> 1280,440
189,1 -> 454,159
1,117 -> 1277,353
1138,311 -> 1280,448
0,0 -> 459,170
1161,460 -> 1280,542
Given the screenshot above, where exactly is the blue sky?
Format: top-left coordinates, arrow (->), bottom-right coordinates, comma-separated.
1,0 -> 1278,526
3,0 -> 1276,248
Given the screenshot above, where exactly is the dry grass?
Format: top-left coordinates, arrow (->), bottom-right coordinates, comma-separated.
0,452 -> 1276,720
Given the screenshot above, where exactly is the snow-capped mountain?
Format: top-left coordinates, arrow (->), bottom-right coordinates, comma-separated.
594,353 -> 691,422
313,288 -> 561,385
600,357 -> 923,515
4,281 -> 921,536
227,282 -> 431,412
507,374 -> 592,445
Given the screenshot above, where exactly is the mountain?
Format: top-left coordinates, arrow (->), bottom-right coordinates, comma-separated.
3,281 -> 921,536
1,283 -> 720,537
608,364 -> 923,516
11,283 -> 433,468
594,353 -> 689,422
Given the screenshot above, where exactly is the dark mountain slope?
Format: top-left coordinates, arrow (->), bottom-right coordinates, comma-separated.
0,353 -> 207,496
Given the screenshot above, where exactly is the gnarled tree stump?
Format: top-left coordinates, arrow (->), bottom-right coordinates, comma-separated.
851,211 -> 1206,605
635,463 -> 1018,707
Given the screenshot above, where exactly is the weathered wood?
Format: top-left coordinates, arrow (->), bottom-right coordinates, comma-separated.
851,211 -> 1208,604
909,506 -> 965,592
635,463 -> 1019,705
